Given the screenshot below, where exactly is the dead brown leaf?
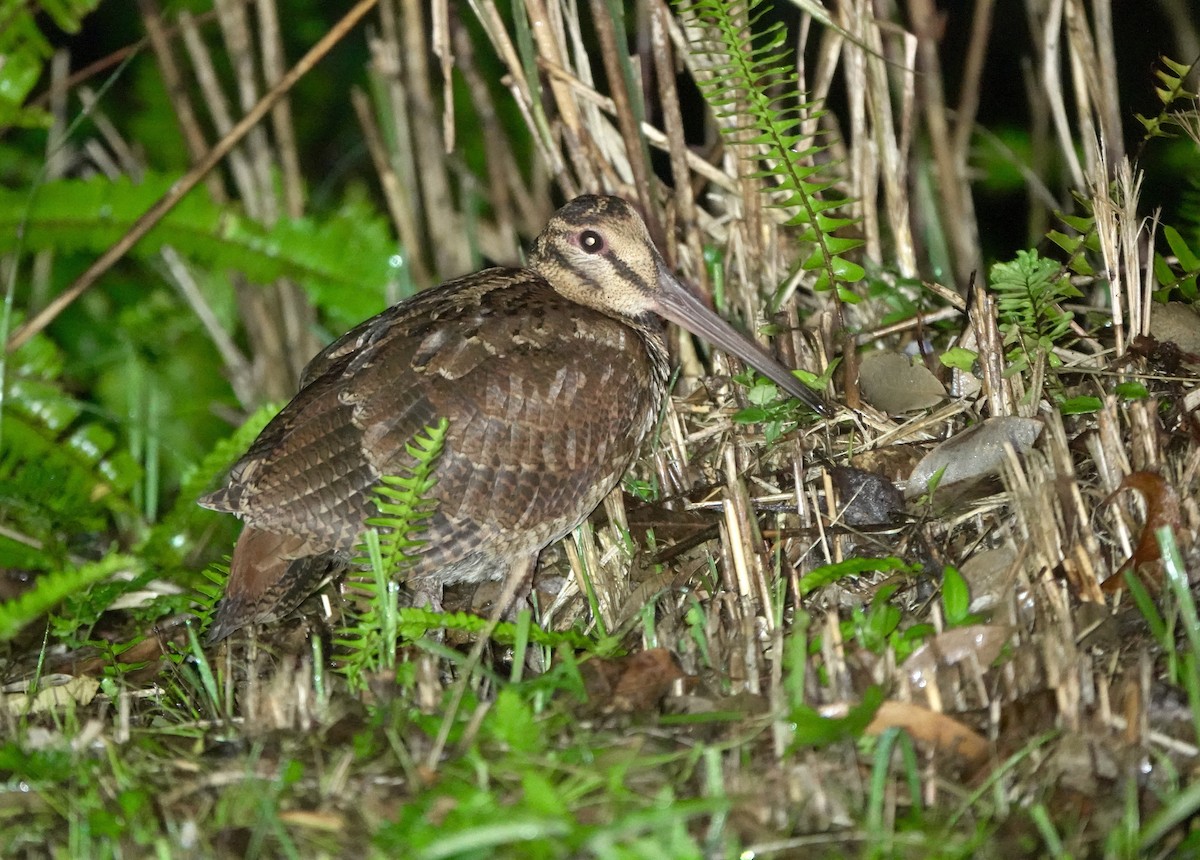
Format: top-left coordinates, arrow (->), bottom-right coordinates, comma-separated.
580,648 -> 688,714
858,350 -> 947,414
1100,471 -> 1184,593
0,675 -> 100,716
866,700 -> 990,773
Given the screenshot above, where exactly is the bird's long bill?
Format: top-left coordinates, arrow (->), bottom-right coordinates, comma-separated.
653,270 -> 829,416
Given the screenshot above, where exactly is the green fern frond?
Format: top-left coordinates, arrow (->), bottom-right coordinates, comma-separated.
0,554 -> 141,643
31,406 -> 281,645
990,250 -> 1080,373
1154,225 -> 1200,302
339,418 -> 449,689
356,417 -> 450,576
1135,56 -> 1200,140
0,0 -> 99,130
679,0 -> 863,300
0,175 -> 399,327
1,327 -> 142,570
393,607 -> 611,651
188,562 -> 229,632
332,607 -> 612,664
1046,208 -> 1101,278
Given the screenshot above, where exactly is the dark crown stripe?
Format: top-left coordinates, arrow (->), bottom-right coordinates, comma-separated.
555,196 -> 612,226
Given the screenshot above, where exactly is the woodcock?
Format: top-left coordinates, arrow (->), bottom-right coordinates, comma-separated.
200,195 -> 827,642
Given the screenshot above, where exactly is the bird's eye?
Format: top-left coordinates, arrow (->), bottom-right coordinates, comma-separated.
579,229 -> 605,254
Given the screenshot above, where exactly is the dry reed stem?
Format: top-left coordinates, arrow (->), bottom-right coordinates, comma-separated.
255,0 -> 305,219
21,0 -> 1200,843
178,12 -> 258,214
137,0 -> 227,203
907,0 -> 982,286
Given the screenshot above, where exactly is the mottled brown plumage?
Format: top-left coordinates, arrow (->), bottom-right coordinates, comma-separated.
200,195 -> 826,642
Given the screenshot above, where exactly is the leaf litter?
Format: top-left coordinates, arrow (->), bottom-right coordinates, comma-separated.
4,2 -> 1200,857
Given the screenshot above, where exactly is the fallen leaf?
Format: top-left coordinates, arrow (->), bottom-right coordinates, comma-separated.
580,648 -> 688,714
866,700 -> 990,772
277,810 -> 347,831
850,445 -> 924,484
901,417 -> 1043,499
1100,471 -> 1184,593
858,350 -> 947,414
0,675 -> 100,716
959,546 -> 1018,613
901,625 -> 1012,693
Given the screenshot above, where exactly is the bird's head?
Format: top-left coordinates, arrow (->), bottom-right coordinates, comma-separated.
529,195 -> 827,414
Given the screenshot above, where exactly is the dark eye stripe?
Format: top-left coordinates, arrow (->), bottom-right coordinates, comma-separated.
606,254 -> 652,294
546,243 -> 575,272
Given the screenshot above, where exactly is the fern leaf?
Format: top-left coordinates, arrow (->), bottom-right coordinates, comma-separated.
356,418 -> 450,576
339,418 -> 448,688
0,175 -> 399,328
1,327 -> 142,569
1135,56 -> 1200,140
678,0 -> 862,300
990,249 -> 1079,369
0,0 -> 99,129
0,554 -> 140,643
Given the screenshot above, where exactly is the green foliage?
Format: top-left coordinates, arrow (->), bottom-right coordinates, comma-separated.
0,553 -> 140,643
0,311 -> 284,643
1059,395 -> 1103,414
1046,209 -> 1101,278
990,249 -> 1080,376
824,566 -> 987,670
399,607 -> 605,652
732,377 -> 797,443
1153,224 -> 1200,302
139,402 -> 281,569
373,681 -> 720,859
798,556 -> 916,597
1135,56 -> 1200,140
940,566 -> 971,626
845,584 -> 904,653
1120,530 -> 1200,854
940,565 -> 986,628
57,406 -> 286,652
59,404 -> 286,645
788,685 -> 884,750
865,272 -> 940,327
621,476 -> 658,503
1139,529 -> 1200,744
1131,55 -> 1200,302
1049,199 -> 1198,316
1115,381 -> 1150,401
338,419 -> 449,689
0,175 -> 400,329
0,0 -> 100,130
865,728 -> 929,856
358,418 -> 450,576
0,328 -> 142,573
940,347 -> 979,372
678,0 -> 864,301
732,363 -> 838,442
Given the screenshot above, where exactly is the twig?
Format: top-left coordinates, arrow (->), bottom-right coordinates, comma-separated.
5,0 -> 381,355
